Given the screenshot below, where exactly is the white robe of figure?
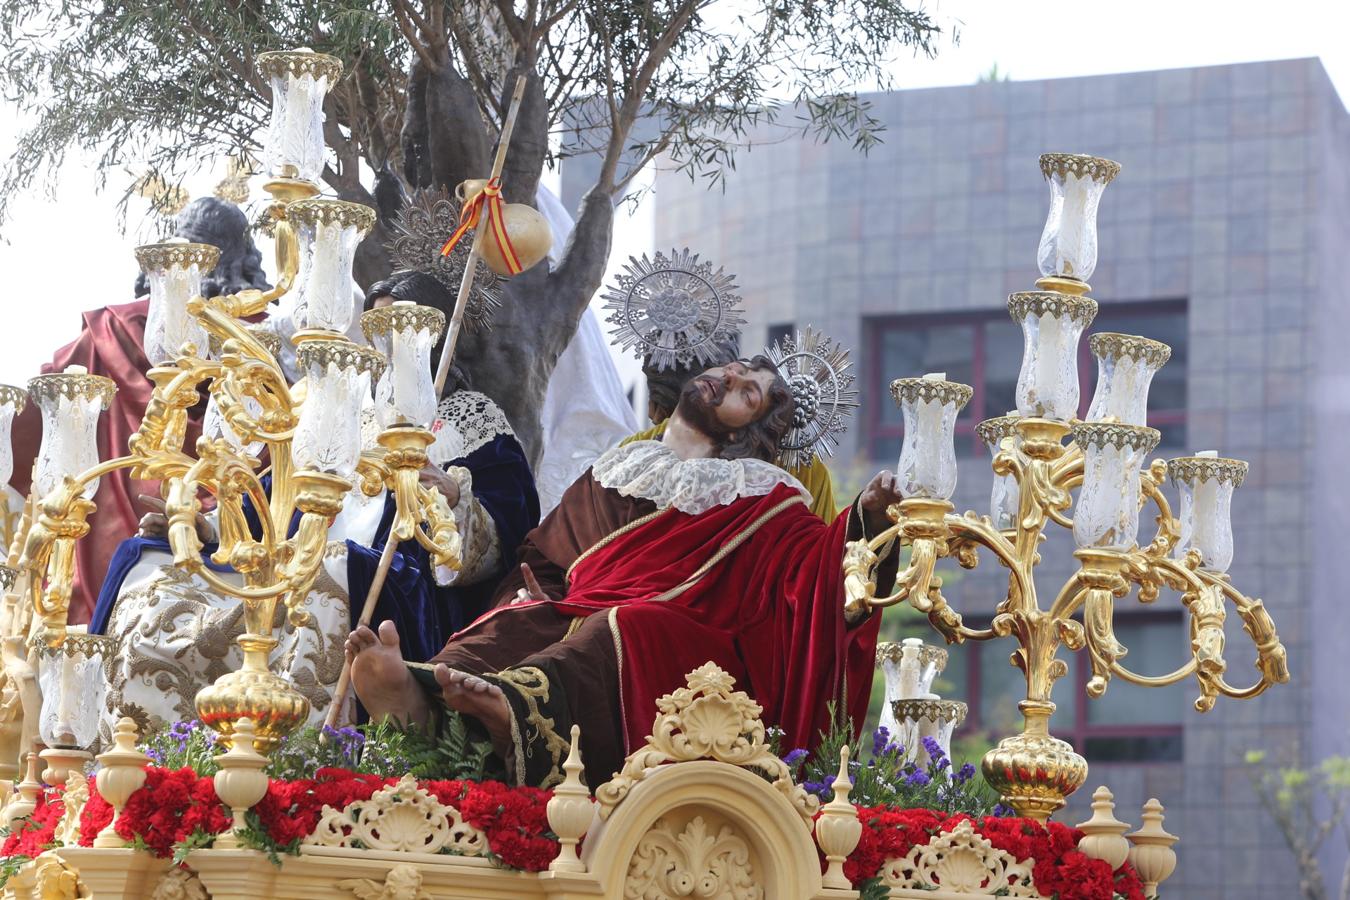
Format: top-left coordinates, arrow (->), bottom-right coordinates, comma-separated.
533,185 -> 638,515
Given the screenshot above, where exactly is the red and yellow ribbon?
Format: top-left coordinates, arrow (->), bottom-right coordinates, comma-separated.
438,177 -> 523,275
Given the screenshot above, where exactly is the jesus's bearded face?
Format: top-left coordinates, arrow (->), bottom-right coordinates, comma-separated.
673,357 -> 795,462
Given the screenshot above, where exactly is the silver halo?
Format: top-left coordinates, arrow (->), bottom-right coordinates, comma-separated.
766,326 -> 859,469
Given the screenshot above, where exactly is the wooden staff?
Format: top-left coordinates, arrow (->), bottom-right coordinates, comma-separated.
433,74 -> 529,397
325,75 -> 529,731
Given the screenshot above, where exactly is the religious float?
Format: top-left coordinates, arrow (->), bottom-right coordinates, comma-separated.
0,48 -> 1287,899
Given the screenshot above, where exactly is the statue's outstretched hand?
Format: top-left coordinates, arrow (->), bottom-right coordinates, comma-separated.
418,465 -> 461,508
136,494 -> 215,544
511,563 -> 549,605
859,471 -> 903,536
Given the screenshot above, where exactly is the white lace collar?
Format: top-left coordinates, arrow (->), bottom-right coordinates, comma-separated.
591,440 -> 809,516
428,391 -> 514,466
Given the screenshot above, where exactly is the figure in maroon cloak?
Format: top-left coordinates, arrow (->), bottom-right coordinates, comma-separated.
347,356 -> 901,789
9,198 -> 269,624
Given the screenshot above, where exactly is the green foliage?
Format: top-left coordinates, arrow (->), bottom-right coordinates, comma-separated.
171,827 -> 217,866
1243,748 -> 1350,900
0,0 -> 948,222
858,876 -> 893,900
238,808 -> 302,866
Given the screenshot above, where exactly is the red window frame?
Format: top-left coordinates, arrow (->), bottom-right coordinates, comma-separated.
864,300 -> 1188,460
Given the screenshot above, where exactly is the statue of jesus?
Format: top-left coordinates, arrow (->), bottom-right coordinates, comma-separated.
347,356 -> 901,788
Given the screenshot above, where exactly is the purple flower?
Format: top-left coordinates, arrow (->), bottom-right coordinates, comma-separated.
992,803 -> 1015,818
905,769 -> 932,788
955,763 -> 976,785
921,736 -> 945,762
782,748 -> 808,768
934,756 -> 951,772
883,741 -> 904,758
803,780 -> 831,799
871,726 -> 891,756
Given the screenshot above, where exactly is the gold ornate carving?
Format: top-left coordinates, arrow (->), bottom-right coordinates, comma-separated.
890,377 -> 973,409
880,819 -> 1039,896
26,373 -> 115,410
133,242 -> 221,274
0,385 -> 27,414
286,198 -> 376,234
255,49 -> 343,84
624,815 -> 760,900
1039,153 -> 1121,184
1167,456 -> 1248,487
1089,332 -> 1172,368
304,773 -> 488,855
595,663 -> 818,825
1006,291 -> 1099,326
975,414 -> 1019,448
0,853 -> 92,900
294,340 -> 385,382
336,864 -> 433,900
892,698 -> 968,727
360,304 -> 447,343
149,868 -> 209,900
1070,422 -> 1161,453
874,641 -> 947,672
53,771 -> 88,848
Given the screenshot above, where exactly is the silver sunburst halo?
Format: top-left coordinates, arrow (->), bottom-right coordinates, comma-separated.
766,326 -> 860,469
387,188 -> 504,333
601,249 -> 745,371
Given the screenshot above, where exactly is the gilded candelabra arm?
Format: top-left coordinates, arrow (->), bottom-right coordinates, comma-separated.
409,484 -> 462,570
203,202 -> 301,320
946,512 -> 1032,612
376,427 -> 462,570
211,359 -> 298,444
1042,441 -> 1083,531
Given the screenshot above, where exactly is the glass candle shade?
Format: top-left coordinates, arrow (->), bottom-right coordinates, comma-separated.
1036,153 -> 1121,284
1009,291 -> 1097,420
36,636 -> 111,749
256,49 -> 343,183
975,414 -> 1021,530
0,385 -> 28,488
28,370 -> 116,499
1071,423 -> 1160,550
892,376 -> 973,500
135,241 -> 220,366
1085,333 -> 1172,426
1168,454 -> 1248,573
286,199 -> 376,336
292,341 -> 384,479
361,301 -> 446,427
876,640 -> 949,740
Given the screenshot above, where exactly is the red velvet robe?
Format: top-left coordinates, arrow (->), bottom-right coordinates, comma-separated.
426,471 -> 890,788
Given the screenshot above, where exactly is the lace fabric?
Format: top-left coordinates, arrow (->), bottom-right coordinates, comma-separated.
428,391 -> 514,467
591,440 -> 809,516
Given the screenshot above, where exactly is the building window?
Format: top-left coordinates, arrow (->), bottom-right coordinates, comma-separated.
767,322 -> 795,351
864,301 -> 1188,461
942,613 -> 1186,763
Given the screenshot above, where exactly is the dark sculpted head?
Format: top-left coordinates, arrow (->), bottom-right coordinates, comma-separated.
673,356 -> 795,462
133,197 -> 270,299
643,334 -> 741,425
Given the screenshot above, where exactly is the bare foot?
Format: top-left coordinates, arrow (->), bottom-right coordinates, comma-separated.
434,665 -> 512,758
347,621 -> 432,728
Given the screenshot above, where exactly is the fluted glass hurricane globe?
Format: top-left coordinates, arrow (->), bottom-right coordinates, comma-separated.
1085,333 -> 1171,427
893,375 -> 972,501
1071,423 -> 1160,550
28,369 -> 115,499
1036,153 -> 1121,285
292,341 -> 384,480
1010,292 -> 1097,421
135,241 -> 220,366
1169,453 -> 1247,573
257,49 -> 343,183
362,301 -> 446,428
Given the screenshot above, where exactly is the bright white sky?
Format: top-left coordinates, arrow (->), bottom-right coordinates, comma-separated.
0,0 -> 1345,386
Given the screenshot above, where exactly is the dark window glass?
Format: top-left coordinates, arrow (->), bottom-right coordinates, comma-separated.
1083,734 -> 1183,763
767,322 -> 795,351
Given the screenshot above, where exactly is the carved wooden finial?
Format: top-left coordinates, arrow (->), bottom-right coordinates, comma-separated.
547,724 -> 591,873
1075,785 -> 1131,870
815,746 -> 862,890
93,716 -> 151,848
4,750 -> 44,830
212,717 -> 270,849
1127,798 -> 1178,899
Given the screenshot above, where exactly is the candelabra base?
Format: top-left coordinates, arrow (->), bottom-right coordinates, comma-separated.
195,635 -> 309,753
980,700 -> 1087,822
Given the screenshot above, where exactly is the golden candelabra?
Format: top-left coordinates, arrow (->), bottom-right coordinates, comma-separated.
845,154 -> 1290,821
0,48 -> 463,757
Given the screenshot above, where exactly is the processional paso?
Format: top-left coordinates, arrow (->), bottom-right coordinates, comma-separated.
0,46 -> 550,796
844,152 -> 1290,820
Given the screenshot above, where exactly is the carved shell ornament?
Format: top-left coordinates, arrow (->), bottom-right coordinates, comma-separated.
602,249 -> 746,372
387,188 -> 505,333
765,326 -> 859,469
